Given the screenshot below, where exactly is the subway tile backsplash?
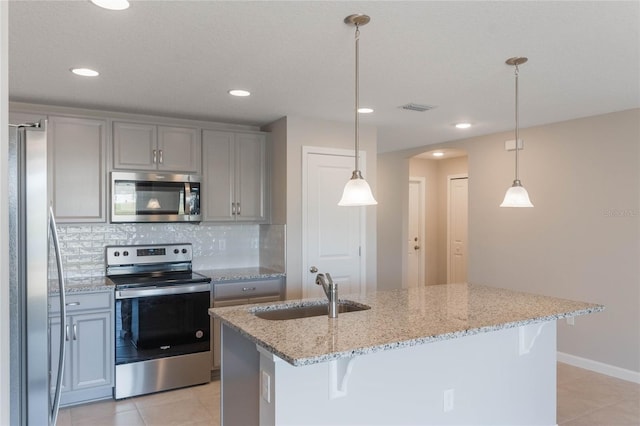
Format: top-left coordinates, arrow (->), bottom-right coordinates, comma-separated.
55,223 -> 285,278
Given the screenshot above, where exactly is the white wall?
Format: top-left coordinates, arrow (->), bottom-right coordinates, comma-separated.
263,115 -> 377,299
378,109 -> 640,374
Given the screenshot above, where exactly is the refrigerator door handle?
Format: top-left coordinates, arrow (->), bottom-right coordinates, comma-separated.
49,206 -> 67,426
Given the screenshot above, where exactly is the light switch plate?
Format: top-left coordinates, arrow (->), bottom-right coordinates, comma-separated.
505,139 -> 524,151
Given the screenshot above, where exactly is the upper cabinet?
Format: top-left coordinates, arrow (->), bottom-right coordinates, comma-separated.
113,121 -> 201,173
48,115 -> 108,223
202,130 -> 268,222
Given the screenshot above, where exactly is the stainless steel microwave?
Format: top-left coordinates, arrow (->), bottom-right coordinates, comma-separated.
111,172 -> 201,223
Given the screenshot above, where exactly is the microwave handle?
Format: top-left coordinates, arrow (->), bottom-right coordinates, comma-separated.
185,183 -> 192,214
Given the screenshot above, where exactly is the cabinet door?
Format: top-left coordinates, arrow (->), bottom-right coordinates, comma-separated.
71,311 -> 113,391
235,133 -> 267,222
158,126 -> 200,173
202,130 -> 236,221
48,116 -> 107,222
49,316 -> 72,394
113,121 -> 157,170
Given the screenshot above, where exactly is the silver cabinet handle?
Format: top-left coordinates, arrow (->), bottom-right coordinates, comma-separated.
236,202 -> 241,216
242,287 -> 257,292
65,325 -> 70,342
152,149 -> 157,164
72,324 -> 78,341
66,302 -> 80,307
159,149 -> 163,164
231,202 -> 236,215
309,266 -> 318,273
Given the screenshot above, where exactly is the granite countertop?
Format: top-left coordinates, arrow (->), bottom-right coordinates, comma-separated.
198,267 -> 285,282
48,267 -> 285,294
210,283 -> 604,367
49,276 -> 114,294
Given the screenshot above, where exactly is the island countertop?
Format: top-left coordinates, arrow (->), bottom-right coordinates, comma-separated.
209,283 -> 604,367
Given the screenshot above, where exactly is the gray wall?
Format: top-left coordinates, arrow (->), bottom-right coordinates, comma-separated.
263,115 -> 378,299
378,109 -> 640,373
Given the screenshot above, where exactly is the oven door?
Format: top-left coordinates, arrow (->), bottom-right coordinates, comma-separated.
115,283 -> 211,365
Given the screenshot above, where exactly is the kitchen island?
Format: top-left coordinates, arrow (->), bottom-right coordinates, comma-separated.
209,284 -> 603,426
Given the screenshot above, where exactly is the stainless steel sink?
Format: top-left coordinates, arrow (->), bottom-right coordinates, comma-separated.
253,301 -> 370,320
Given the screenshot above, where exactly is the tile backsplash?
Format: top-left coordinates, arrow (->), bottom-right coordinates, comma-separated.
55,222 -> 285,278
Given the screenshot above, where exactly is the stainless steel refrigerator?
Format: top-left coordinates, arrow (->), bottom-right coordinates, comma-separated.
8,121 -> 67,425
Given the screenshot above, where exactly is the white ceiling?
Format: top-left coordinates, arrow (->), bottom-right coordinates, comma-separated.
8,1 -> 640,153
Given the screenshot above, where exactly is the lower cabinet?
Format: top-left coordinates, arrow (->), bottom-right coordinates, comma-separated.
49,291 -> 114,406
211,277 -> 284,369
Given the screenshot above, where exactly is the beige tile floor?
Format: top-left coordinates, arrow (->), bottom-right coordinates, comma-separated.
56,363 -> 639,426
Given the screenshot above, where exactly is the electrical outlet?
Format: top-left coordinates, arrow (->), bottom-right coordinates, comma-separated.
443,389 -> 455,412
218,239 -> 226,251
566,316 -> 575,326
261,370 -> 271,403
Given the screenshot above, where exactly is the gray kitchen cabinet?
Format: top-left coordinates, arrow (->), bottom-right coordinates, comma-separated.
113,121 -> 201,173
48,115 -> 108,222
202,130 -> 268,222
49,291 -> 114,406
211,277 -> 284,368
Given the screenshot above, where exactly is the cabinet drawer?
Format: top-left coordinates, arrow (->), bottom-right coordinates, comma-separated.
214,278 -> 283,301
49,292 -> 113,315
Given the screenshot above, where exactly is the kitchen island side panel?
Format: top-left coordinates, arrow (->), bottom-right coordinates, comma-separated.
221,324 -> 260,426
255,322 -> 556,426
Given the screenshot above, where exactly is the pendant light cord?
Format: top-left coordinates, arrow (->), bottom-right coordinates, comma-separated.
354,24 -> 361,174
514,63 -> 520,184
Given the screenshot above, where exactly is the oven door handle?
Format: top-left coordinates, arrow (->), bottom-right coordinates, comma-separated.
116,283 -> 212,299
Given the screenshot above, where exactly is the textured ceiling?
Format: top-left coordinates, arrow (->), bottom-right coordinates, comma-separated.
8,1 -> 640,153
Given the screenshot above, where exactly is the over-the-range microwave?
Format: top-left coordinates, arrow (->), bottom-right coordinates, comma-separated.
111,171 -> 201,223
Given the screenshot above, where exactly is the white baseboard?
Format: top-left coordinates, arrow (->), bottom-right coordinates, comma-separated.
557,351 -> 640,384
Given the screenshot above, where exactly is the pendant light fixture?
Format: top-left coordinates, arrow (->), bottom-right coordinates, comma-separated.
500,57 -> 534,208
338,14 -> 378,207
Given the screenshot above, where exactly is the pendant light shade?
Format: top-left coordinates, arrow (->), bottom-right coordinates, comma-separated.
500,181 -> 533,208
338,14 -> 377,207
338,171 -> 378,206
501,57 -> 533,208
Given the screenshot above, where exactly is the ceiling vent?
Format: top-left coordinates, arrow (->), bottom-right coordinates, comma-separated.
399,103 -> 437,112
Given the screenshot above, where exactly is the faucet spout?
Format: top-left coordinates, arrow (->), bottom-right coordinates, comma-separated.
315,273 -> 338,318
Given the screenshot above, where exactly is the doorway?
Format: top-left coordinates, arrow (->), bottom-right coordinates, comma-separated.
301,147 -> 366,298
407,149 -> 468,286
447,175 -> 468,283
408,177 -> 425,288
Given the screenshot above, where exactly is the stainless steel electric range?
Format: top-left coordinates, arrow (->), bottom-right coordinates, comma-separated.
106,243 -> 212,400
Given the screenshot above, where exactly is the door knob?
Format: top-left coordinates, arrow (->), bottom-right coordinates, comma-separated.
309,266 -> 318,273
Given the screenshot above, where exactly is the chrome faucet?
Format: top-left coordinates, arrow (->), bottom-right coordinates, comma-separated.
316,273 -> 338,318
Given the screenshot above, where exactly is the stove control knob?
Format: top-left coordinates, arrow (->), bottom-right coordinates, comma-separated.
174,249 -> 179,254
182,248 -> 187,254
114,251 -> 120,257
123,251 -> 129,257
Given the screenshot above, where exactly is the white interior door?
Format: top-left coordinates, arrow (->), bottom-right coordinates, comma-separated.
407,178 -> 425,288
448,176 -> 468,283
303,149 -> 363,299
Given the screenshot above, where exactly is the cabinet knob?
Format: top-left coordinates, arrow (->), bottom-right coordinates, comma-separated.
309,266 -> 318,273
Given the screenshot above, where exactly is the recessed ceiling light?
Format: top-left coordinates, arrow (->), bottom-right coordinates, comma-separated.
90,0 -> 130,10
432,152 -> 445,157
358,108 -> 374,114
228,89 -> 251,97
455,122 -> 472,129
70,68 -> 99,77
